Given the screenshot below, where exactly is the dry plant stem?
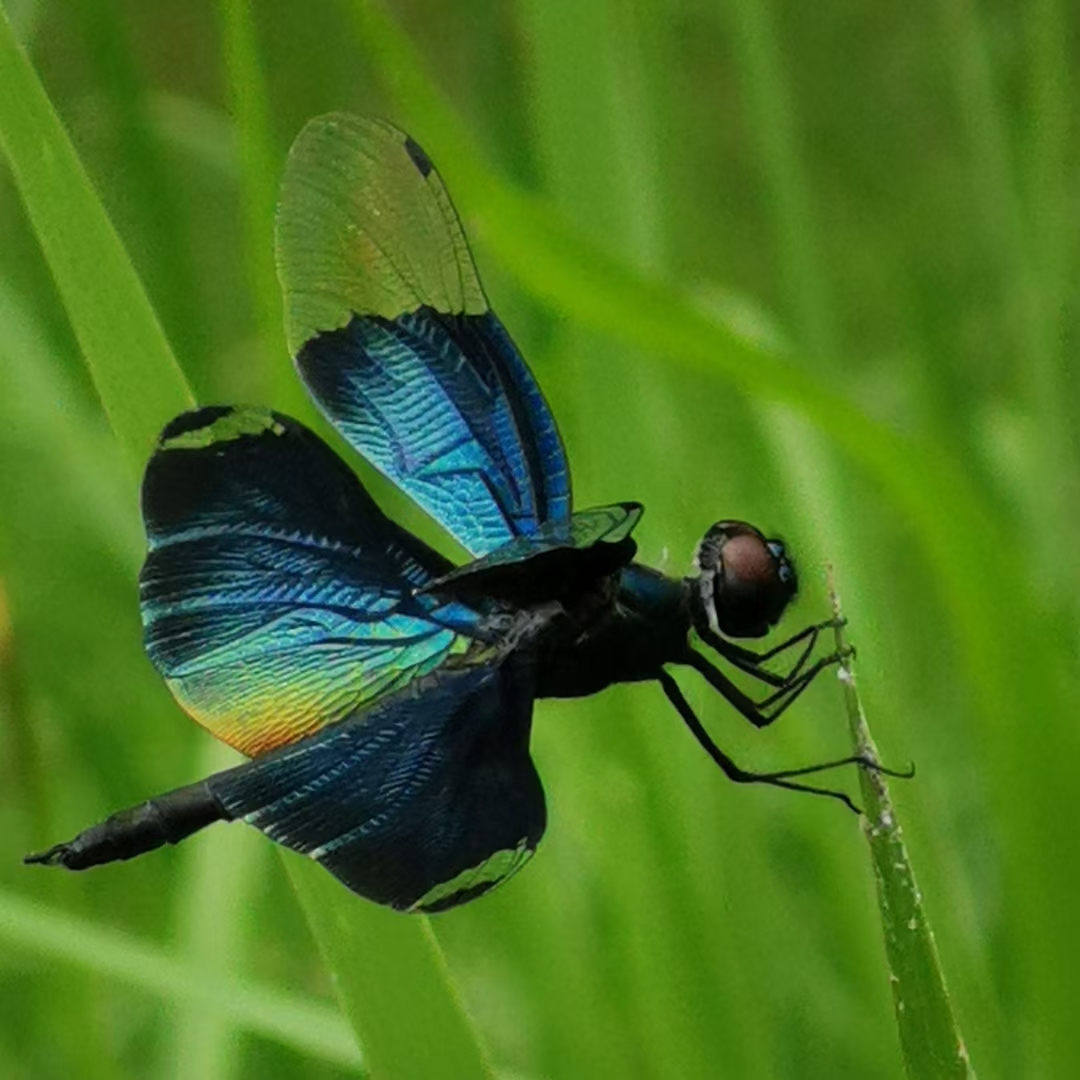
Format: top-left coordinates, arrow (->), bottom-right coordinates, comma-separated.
828,570 -> 975,1080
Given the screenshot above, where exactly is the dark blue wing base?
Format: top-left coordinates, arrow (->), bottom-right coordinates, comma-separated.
208,657 -> 545,912
424,536 -> 637,608
419,502 -> 644,608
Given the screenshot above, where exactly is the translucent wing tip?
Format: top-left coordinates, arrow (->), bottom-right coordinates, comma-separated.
276,111 -> 486,358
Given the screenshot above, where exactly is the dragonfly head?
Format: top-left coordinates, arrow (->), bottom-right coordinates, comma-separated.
692,521 -> 797,639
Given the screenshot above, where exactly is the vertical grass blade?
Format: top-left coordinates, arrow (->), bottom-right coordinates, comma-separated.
216,0 -> 306,414
0,6 -> 193,466
831,582 -> 975,1079
164,745 -> 268,1080
288,865 -> 495,1080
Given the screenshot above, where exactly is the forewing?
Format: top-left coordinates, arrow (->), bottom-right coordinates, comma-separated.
140,406 -> 483,757
208,658 -> 546,912
276,113 -> 571,557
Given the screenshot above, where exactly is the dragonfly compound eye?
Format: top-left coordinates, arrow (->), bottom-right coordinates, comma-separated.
695,521 -> 798,639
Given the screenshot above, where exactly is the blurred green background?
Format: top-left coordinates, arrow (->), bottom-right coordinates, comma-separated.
1,0 -> 1077,1077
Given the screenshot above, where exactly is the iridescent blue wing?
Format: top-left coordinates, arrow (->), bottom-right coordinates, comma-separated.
276,113 -> 571,558
208,657 -> 545,912
139,405 -> 486,757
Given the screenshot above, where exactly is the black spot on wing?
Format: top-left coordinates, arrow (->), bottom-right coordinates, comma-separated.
403,135 -> 434,178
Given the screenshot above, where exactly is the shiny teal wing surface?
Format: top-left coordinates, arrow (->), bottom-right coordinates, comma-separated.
208,657 -> 545,912
276,114 -> 571,558
139,405 -> 486,757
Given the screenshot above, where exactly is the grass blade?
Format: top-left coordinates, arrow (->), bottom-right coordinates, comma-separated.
288,864 -> 495,1080
216,0 -> 307,415
0,6 -> 193,467
0,888 -> 363,1072
830,581 -> 975,1079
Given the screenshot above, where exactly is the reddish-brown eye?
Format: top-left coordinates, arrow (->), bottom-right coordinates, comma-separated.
693,521 -> 798,639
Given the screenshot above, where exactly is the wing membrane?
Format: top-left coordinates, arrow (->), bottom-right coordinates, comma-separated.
276,114 -> 570,556
208,658 -> 545,912
140,406 -> 484,757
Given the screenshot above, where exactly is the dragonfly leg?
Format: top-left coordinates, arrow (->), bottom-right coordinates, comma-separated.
658,670 -> 864,813
685,646 -> 846,728
754,652 -> 848,712
693,641 -> 794,689
695,617 -> 842,687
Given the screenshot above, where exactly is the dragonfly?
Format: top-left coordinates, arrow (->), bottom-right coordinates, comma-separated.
26,115 -> 887,913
